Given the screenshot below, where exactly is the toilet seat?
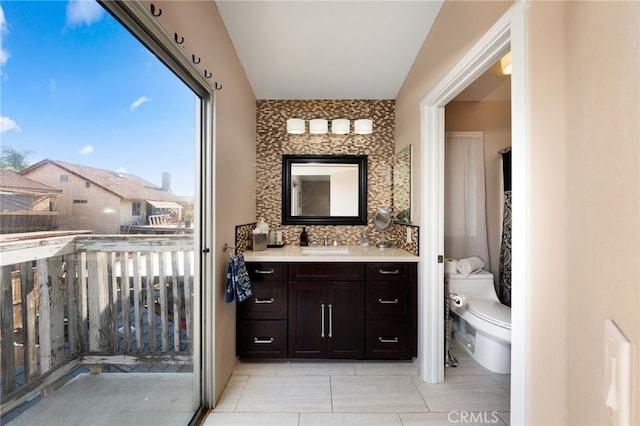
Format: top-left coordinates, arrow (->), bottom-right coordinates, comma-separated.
466,300 -> 511,330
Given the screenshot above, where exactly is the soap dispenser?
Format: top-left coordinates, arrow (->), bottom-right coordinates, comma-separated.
299,227 -> 308,246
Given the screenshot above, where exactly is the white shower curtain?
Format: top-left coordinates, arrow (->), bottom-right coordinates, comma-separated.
444,132 -> 490,268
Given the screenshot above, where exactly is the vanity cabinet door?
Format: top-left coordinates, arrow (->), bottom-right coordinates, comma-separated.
288,282 -> 325,357
325,282 -> 364,359
288,281 -> 364,359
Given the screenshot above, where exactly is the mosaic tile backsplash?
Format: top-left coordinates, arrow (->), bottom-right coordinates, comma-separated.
243,99 -> 418,256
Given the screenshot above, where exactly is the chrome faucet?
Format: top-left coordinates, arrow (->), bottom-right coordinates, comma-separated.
322,232 -> 328,246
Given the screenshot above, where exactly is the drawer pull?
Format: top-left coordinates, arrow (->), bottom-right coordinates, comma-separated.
255,269 -> 275,275
321,304 -> 325,338
378,269 -> 400,275
254,337 -> 274,344
378,298 -> 399,304
254,297 -> 275,304
378,337 -> 399,343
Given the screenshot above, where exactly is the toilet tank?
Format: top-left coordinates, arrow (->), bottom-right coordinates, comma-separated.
445,270 -> 498,301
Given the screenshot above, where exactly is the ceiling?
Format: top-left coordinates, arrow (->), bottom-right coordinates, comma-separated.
215,1 -> 445,100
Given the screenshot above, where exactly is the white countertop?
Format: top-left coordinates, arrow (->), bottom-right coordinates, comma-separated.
242,245 -> 418,263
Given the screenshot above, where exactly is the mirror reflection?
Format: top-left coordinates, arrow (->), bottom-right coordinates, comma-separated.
290,163 -> 359,216
282,155 -> 367,225
393,145 -> 412,223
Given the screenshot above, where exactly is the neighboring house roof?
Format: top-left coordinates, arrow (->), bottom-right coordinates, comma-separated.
0,170 -> 63,195
20,159 -> 183,203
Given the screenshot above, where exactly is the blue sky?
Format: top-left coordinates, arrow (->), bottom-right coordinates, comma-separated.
1,0 -> 196,196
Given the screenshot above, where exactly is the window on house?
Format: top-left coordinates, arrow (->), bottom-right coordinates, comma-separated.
85,182 -> 91,188
73,199 -> 88,204
132,202 -> 141,216
60,175 -> 69,182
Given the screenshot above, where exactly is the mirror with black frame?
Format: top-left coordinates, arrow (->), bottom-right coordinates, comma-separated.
282,155 -> 368,225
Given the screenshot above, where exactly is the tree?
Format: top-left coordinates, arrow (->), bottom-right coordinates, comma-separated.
0,147 -> 32,172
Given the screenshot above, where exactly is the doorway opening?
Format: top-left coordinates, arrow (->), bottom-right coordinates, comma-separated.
418,2 -> 528,424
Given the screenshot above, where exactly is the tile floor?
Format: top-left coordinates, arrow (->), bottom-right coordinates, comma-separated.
204,340 -> 510,426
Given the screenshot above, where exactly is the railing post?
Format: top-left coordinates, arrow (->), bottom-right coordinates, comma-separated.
87,252 -> 114,362
20,262 -> 37,381
36,258 -> 51,373
1,265 -> 16,395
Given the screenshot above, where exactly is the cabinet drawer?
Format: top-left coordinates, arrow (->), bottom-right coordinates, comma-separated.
365,263 -> 416,282
365,282 -> 409,318
289,263 -> 364,281
237,282 -> 287,320
246,262 -> 288,282
237,320 -> 287,358
365,320 -> 411,359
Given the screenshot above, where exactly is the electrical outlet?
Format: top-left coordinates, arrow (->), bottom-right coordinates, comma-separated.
406,228 -> 412,244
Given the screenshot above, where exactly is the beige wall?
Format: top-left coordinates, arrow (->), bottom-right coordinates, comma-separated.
151,0 -> 257,404
561,1 -> 639,424
398,0 -> 639,424
445,101 -> 512,279
396,1 -> 513,227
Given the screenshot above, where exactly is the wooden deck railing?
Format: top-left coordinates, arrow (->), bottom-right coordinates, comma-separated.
0,234 -> 194,415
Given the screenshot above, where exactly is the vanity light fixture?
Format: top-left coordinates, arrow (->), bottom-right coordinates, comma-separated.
286,118 -> 373,134
286,118 -> 305,134
331,119 -> 350,134
309,118 -> 329,134
500,51 -> 512,75
354,118 -> 373,135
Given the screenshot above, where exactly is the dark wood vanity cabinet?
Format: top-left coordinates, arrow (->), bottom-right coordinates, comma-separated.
236,262 -> 288,358
364,263 -> 417,359
288,263 -> 365,359
238,261 -> 416,360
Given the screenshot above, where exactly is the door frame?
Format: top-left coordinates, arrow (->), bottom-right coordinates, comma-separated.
418,1 -> 529,424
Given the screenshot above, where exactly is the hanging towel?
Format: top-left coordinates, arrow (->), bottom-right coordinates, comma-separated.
456,256 -> 485,276
225,254 -> 253,303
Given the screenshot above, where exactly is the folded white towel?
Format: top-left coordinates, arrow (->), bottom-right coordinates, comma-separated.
456,256 -> 485,275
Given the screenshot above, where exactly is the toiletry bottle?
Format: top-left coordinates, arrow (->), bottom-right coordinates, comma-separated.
276,227 -> 283,245
299,227 -> 308,246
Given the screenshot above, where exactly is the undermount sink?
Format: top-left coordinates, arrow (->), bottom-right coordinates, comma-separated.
301,246 -> 351,255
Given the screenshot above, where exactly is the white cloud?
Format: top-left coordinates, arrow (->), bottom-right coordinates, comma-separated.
0,116 -> 21,133
130,96 -> 151,111
79,144 -> 94,155
0,6 -> 10,75
66,0 -> 104,26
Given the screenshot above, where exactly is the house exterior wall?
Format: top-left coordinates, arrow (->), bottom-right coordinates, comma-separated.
397,0 -> 639,424
21,163 -> 121,234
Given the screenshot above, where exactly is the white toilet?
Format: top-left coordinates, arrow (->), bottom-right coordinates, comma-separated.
446,270 -> 511,374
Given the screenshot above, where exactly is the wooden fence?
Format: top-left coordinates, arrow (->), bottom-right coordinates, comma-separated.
0,235 -> 194,415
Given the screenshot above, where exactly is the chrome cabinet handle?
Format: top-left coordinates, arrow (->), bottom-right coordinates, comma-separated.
254,337 -> 274,344
378,269 -> 400,275
378,337 -> 399,343
328,304 -> 333,338
255,269 -> 275,274
378,298 -> 399,304
321,303 -> 325,338
254,297 -> 275,304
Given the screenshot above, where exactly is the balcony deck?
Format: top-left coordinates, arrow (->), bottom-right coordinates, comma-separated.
0,233 -> 196,423
5,372 -> 194,425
